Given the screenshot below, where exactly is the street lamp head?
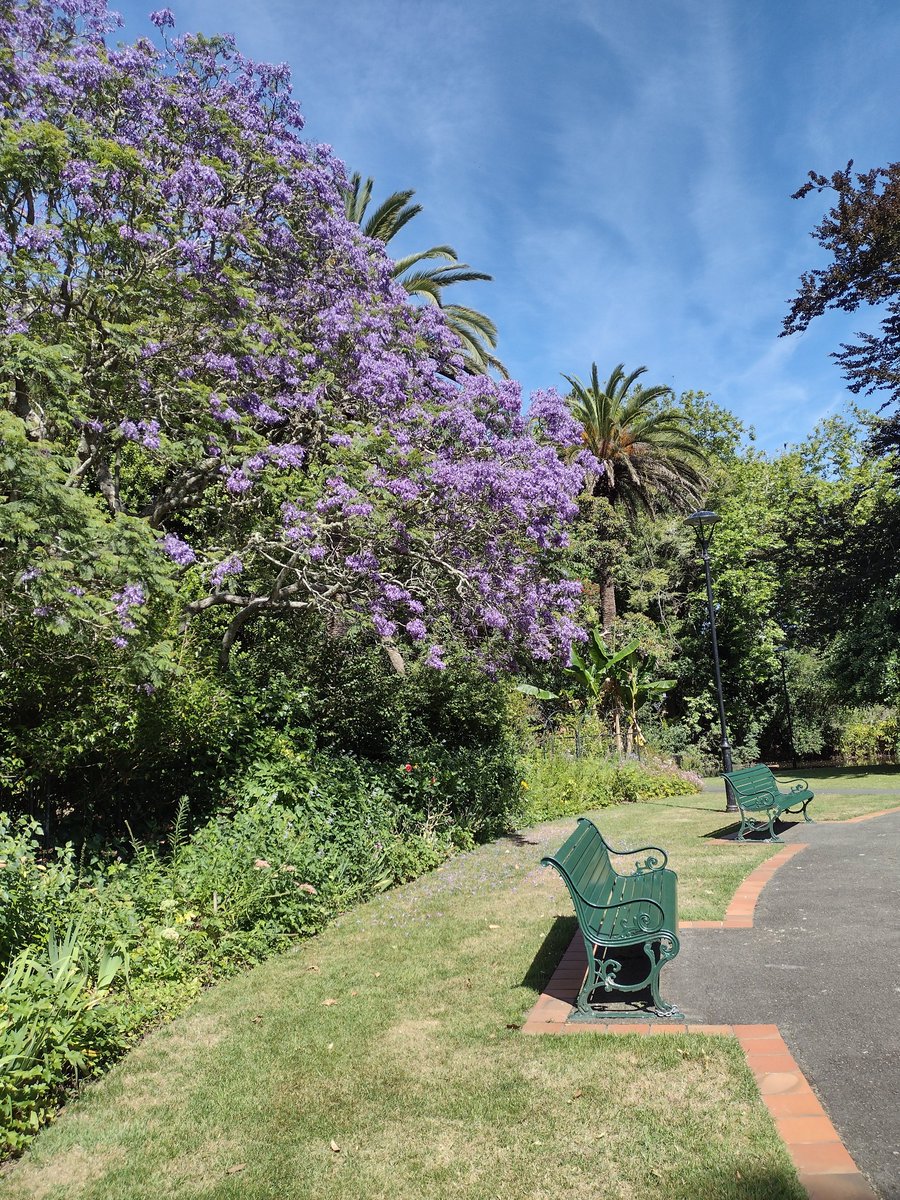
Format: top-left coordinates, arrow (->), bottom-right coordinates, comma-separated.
685,509 -> 720,552
684,509 -> 720,528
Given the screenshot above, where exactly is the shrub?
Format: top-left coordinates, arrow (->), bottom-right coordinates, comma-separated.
519,754 -> 701,824
0,746 -> 476,1154
837,707 -> 900,765
0,815 -> 77,965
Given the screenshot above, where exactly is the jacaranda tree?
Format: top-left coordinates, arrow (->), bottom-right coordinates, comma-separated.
1,0 -> 592,675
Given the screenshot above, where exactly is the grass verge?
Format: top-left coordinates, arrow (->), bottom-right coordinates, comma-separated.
2,770 -> 895,1200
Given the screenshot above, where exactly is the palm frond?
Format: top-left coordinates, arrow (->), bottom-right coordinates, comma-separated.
344,169 -> 501,377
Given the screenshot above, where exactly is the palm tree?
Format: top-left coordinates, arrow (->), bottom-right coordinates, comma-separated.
343,172 -> 507,378
563,362 -> 708,630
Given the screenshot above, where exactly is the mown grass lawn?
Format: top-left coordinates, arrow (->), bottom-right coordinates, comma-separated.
1,771 -> 896,1200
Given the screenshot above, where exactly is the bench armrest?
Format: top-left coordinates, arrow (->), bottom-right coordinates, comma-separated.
775,776 -> 809,793
579,896 -> 669,936
604,842 -> 668,873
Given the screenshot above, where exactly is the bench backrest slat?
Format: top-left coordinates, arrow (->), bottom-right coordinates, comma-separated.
724,765 -> 777,793
542,817 -> 615,909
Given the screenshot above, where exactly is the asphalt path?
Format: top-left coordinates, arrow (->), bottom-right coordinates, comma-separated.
666,811 -> 900,1199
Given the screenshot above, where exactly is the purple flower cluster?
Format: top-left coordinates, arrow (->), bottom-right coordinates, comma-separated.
160,533 -> 196,566
1,0 -> 590,668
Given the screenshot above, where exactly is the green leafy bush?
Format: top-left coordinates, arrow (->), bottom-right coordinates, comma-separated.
0,745 -> 478,1154
519,754 -> 701,823
0,815 -> 77,964
837,707 -> 900,765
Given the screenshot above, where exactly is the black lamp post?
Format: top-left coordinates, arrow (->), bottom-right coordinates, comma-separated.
685,510 -> 736,810
776,644 -> 797,769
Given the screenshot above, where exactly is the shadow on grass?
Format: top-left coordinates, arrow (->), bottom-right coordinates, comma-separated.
645,799 -> 729,813
519,915 -> 577,994
664,1165 -> 804,1200
703,819 -> 800,841
800,764 -> 900,779
502,829 -> 542,847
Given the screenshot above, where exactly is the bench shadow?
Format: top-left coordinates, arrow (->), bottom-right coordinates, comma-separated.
645,799 -> 727,813
704,819 -> 801,841
519,915 -> 577,994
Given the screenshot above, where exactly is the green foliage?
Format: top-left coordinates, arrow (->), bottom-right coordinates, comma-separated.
0,926 -> 125,1154
836,707 -> 900,765
0,756 -> 478,1154
0,816 -> 77,963
519,754 -> 701,823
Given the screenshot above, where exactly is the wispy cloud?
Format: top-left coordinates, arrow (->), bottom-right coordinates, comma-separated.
114,0 -> 900,447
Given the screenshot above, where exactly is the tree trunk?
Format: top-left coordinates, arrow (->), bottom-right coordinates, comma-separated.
612,707 -> 623,756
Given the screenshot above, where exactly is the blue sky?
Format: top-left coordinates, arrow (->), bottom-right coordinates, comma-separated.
114,0 -> 900,450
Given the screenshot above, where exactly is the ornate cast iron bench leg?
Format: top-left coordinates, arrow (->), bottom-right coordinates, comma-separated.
645,935 -> 681,1018
575,937 -> 682,1020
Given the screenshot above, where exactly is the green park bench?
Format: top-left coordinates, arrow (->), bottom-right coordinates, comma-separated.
723,764 -> 815,842
541,817 -> 681,1019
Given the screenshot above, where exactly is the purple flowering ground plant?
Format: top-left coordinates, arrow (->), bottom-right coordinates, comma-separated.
1,0 -> 594,669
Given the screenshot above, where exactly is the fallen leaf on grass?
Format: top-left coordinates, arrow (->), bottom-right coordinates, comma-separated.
225,1164 -> 246,1175
350,989 -> 358,996
488,924 -> 500,929
571,1089 -> 583,1100
306,964 -> 320,973
251,1015 -> 263,1024
326,1042 -> 334,1052
329,1140 -> 341,1153
374,972 -> 381,978
321,998 -> 338,1007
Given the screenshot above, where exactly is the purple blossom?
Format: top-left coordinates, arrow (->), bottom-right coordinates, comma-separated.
372,614 -> 396,638
119,418 -> 160,449
160,533 -> 196,566
210,555 -> 244,587
225,470 -> 252,494
425,645 -> 447,670
111,584 -> 146,633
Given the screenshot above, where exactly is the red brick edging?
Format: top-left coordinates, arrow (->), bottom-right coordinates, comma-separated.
522,839 -> 880,1198
681,841 -> 809,930
842,803 -> 900,823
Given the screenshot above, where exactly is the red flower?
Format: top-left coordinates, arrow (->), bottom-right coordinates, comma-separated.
404,763 -> 413,772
